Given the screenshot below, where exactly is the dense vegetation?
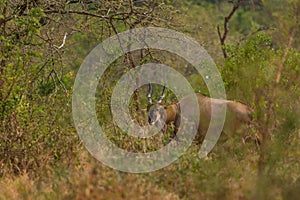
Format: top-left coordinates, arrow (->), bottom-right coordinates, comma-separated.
0,0 -> 299,199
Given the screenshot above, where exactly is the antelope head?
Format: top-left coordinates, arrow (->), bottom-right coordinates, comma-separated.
147,83 -> 166,126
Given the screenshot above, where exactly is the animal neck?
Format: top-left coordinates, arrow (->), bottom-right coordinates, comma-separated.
164,103 -> 179,124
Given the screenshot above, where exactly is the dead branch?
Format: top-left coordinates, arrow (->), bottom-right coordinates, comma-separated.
217,0 -> 245,58
54,32 -> 68,49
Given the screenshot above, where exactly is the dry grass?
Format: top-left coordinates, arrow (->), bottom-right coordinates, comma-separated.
1,141 -> 299,200
0,152 -> 180,200
0,133 -> 299,200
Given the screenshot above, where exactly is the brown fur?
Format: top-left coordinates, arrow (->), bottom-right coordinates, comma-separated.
150,93 -> 255,142
164,104 -> 178,124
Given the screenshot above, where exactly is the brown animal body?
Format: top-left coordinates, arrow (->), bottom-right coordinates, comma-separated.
148,93 -> 254,143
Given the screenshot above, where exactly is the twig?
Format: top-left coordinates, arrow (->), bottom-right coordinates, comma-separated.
54,32 -> 68,49
217,0 -> 244,58
239,26 -> 269,43
44,9 -> 131,21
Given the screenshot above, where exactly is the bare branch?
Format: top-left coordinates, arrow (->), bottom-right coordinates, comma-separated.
239,25 -> 269,43
217,0 -> 245,58
44,9 -> 131,21
54,32 -> 68,49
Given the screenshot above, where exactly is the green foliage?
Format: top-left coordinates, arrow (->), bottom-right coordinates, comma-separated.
221,32 -> 300,198
0,0 -> 299,199
222,34 -> 273,104
0,4 -> 77,176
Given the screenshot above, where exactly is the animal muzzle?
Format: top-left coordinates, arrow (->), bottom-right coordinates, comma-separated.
148,117 -> 155,125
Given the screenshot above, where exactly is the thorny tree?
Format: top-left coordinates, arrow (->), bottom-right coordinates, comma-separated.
0,0 -> 174,175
